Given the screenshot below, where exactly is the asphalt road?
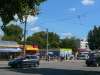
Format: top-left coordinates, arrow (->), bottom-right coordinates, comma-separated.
0,60 -> 100,75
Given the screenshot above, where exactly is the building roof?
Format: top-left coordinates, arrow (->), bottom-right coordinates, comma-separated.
24,45 -> 39,51
78,48 -> 90,52
0,41 -> 22,52
0,47 -> 21,52
0,40 -> 19,47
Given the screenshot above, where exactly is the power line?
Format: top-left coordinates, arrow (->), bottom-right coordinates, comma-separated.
37,12 -> 87,26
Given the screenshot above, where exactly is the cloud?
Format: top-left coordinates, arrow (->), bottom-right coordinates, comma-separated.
81,0 -> 95,6
27,15 -> 38,23
14,15 -> 38,26
69,8 -> 76,12
60,32 -> 73,39
14,14 -> 38,23
14,14 -> 18,20
30,26 -> 43,32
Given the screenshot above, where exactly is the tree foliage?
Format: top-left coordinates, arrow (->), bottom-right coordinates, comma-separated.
87,26 -> 100,50
0,0 -> 46,31
26,31 -> 60,49
60,37 -> 79,52
48,32 -> 60,48
2,24 -> 23,43
26,31 -> 80,51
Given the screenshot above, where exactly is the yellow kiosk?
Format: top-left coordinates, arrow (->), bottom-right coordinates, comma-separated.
24,45 -> 39,55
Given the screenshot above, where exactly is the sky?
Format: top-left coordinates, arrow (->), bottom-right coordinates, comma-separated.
0,0 -> 100,39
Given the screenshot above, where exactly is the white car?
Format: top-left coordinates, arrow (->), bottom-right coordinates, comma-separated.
77,54 -> 88,60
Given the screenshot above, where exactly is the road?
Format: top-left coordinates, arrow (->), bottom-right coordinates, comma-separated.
0,60 -> 100,75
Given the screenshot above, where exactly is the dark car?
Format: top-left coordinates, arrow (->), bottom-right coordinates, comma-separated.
86,53 -> 100,67
8,55 -> 40,68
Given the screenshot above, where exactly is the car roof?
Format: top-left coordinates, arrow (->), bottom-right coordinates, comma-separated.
25,55 -> 37,56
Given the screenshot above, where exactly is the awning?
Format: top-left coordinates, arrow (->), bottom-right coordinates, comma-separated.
25,45 -> 39,51
60,48 -> 72,51
0,47 -> 22,52
78,48 -> 87,52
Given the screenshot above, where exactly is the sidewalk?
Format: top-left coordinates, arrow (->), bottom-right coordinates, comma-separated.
0,61 -> 8,65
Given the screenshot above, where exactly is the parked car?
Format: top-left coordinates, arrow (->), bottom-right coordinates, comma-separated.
77,54 -> 88,60
85,53 -> 100,67
8,55 -> 40,68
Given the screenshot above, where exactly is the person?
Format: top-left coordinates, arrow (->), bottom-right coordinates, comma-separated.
60,56 -> 64,61
9,55 -> 13,60
45,55 -> 50,61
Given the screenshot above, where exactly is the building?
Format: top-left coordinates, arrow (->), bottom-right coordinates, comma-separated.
60,48 -> 73,60
78,39 -> 91,57
0,41 -> 21,60
80,39 -> 89,50
22,45 -> 39,55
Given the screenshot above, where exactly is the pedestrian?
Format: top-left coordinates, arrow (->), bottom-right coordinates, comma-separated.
9,55 -> 13,60
60,56 -> 64,62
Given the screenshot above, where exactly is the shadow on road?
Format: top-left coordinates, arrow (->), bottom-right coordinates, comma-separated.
0,66 -> 10,69
7,67 -> 100,75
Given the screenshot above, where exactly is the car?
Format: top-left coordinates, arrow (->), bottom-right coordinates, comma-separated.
8,55 -> 40,68
77,54 -> 88,60
85,53 -> 100,67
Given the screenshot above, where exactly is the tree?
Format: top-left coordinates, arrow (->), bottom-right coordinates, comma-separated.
26,32 -> 46,48
87,26 -> 100,50
26,31 -> 60,49
48,32 -> 60,48
60,37 -> 79,52
0,0 -> 46,32
2,24 -> 23,43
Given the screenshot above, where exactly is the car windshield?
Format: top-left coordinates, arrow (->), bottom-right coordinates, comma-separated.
31,56 -> 37,59
80,55 -> 85,57
25,55 -> 38,59
14,56 -> 23,59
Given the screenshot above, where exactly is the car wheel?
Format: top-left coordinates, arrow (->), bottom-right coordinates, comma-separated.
86,64 -> 90,67
36,64 -> 39,67
33,63 -> 39,67
34,64 -> 37,67
10,65 -> 15,68
37,61 -> 40,65
16,63 -> 23,68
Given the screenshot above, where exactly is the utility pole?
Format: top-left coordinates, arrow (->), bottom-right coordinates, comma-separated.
23,16 -> 27,56
46,28 -> 49,56
77,15 -> 83,26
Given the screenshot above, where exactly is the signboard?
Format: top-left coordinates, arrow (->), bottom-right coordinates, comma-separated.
60,48 -> 72,59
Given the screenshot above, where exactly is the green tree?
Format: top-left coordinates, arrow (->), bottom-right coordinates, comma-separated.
0,0 -> 46,31
48,32 -> 60,48
26,31 -> 46,48
2,24 -> 23,43
87,26 -> 100,50
60,37 -> 79,52
26,31 -> 60,49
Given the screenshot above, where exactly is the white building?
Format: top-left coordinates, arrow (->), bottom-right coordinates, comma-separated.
79,39 -> 91,55
80,39 -> 89,50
